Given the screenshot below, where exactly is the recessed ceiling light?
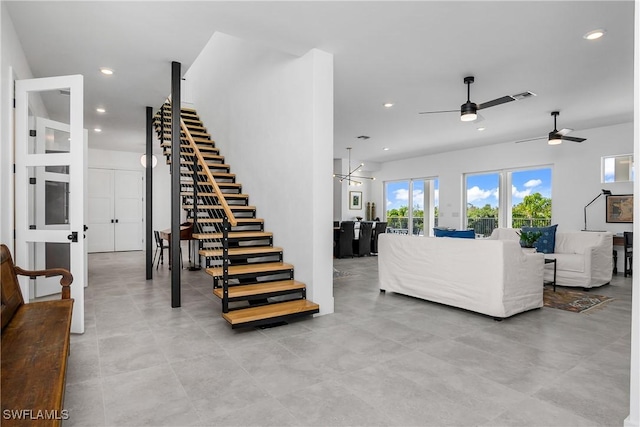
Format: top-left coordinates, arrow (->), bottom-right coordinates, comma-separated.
477,127 -> 486,131
100,67 -> 114,75
383,103 -> 394,108
583,29 -> 606,40
383,147 -> 390,151
94,128 -> 102,133
96,107 -> 106,113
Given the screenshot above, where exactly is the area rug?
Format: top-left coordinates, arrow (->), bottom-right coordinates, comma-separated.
543,287 -> 613,313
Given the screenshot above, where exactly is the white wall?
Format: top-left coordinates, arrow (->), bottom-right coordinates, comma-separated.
372,121 -> 634,234
88,148 -> 171,244
625,2 -> 639,426
0,4 -> 44,249
333,157 -> 379,221
184,32 -> 334,315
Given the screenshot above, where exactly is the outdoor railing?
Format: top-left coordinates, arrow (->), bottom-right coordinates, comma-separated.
467,217 -> 552,236
385,215 -> 551,237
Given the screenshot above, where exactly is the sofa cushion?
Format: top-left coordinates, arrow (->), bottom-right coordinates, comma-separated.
434,229 -> 475,239
546,253 -> 585,273
523,224 -> 558,254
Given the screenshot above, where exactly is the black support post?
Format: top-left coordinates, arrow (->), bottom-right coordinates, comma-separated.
171,61 -> 181,308
145,106 -> 153,280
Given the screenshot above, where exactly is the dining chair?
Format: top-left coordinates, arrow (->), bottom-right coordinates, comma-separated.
153,231 -> 183,269
371,221 -> 387,254
335,221 -> 355,258
153,231 -> 168,269
624,231 -> 633,277
353,221 -> 373,256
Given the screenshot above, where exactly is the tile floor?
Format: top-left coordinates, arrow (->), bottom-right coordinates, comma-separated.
62,251 -> 632,426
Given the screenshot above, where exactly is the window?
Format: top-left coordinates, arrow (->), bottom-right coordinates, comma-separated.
603,154 -> 634,183
510,168 -> 552,228
385,178 -> 438,236
465,172 -> 500,236
465,167 -> 552,235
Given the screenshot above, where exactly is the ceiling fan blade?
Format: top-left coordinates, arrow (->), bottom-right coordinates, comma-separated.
557,128 -> 573,136
514,136 -> 545,144
418,109 -> 458,115
477,95 -> 515,110
561,135 -> 586,143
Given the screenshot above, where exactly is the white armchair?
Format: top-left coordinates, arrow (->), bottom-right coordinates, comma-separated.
489,228 -> 613,288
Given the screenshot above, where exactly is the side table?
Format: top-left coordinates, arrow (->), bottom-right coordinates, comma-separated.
544,258 -> 557,292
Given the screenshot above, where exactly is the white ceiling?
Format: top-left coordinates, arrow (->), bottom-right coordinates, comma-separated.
5,1 -> 635,164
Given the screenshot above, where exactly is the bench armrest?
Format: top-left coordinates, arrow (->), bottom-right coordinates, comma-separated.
13,266 -> 73,299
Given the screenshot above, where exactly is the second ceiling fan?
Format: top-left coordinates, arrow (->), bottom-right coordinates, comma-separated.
419,76 -> 536,122
514,111 -> 587,145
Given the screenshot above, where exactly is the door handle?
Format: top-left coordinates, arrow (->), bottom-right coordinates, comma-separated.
84,225 -> 89,231
111,219 -> 114,223
67,232 -> 78,242
115,219 -> 119,223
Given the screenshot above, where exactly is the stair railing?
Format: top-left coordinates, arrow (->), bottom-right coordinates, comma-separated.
179,118 -> 236,313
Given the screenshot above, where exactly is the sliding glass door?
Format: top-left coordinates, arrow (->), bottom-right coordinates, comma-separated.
385,177 -> 438,236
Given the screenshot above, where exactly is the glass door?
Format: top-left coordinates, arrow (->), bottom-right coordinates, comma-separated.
15,75 -> 85,334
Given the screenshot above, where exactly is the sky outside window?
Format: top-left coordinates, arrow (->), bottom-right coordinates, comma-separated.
386,179 -> 439,211
466,168 -> 551,208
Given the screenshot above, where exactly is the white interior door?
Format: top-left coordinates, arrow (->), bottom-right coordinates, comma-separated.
114,170 -> 143,251
88,168 -> 115,252
88,168 -> 143,252
15,75 -> 85,334
32,117 -> 72,297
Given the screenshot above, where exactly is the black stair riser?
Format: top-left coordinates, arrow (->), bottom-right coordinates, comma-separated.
229,309 -> 319,330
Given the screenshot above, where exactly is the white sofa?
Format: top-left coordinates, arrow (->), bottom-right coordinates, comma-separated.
489,228 -> 613,288
378,234 -> 544,318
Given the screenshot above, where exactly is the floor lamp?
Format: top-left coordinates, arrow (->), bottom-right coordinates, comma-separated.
583,189 -> 612,231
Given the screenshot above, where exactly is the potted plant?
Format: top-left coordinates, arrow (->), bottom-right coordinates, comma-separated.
517,230 -> 542,250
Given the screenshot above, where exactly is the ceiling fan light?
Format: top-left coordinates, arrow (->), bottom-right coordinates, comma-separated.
461,112 -> 477,122
548,133 -> 563,145
460,102 -> 477,122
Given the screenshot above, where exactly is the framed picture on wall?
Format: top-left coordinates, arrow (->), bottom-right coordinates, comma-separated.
349,191 -> 362,210
606,194 -> 633,223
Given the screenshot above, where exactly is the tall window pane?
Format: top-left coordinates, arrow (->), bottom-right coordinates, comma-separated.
466,172 -> 499,236
385,178 -> 438,236
386,180 -> 410,233
412,180 -> 424,236
511,167 -> 552,228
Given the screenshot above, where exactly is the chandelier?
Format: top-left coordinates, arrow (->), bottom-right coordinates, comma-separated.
333,147 -> 375,186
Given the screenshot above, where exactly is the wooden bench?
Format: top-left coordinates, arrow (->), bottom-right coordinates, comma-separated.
1,244 -> 74,427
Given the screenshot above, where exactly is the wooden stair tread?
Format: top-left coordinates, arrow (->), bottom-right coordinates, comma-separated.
206,262 -> 293,277
162,146 -> 219,154
193,231 -> 272,240
213,280 -> 304,299
179,171 -> 234,177
183,204 -> 255,211
222,299 -> 319,326
174,151 -> 221,158
200,246 -> 282,257
180,182 -> 242,189
175,159 -> 226,165
186,218 -> 262,224
181,192 -> 248,199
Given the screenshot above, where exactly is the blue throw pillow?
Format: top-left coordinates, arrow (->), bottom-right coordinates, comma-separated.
522,224 -> 558,254
434,229 -> 475,239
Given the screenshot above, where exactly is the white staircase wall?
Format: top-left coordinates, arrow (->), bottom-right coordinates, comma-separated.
183,32 -> 334,315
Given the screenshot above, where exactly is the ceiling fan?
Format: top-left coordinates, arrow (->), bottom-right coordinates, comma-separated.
419,76 -> 536,122
514,111 -> 586,145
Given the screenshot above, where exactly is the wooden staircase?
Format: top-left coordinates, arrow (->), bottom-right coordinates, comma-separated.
154,102 -> 319,328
